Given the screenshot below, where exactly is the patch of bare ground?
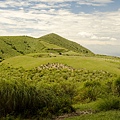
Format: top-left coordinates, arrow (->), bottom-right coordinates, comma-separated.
54,110 -> 95,120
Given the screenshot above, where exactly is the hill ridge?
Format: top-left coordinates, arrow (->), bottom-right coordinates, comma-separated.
0,33 -> 94,61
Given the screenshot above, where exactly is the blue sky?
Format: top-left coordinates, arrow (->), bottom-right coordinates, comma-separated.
0,0 -> 120,56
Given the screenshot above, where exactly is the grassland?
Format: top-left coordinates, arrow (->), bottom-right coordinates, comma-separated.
1,55 -> 120,75
0,33 -> 93,60
0,33 -> 120,119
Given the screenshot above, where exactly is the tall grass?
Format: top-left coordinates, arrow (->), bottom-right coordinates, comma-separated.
0,79 -> 74,118
0,63 -> 119,119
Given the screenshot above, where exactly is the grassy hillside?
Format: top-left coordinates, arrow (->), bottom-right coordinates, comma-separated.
0,33 -> 93,61
0,36 -> 45,60
40,33 -> 94,55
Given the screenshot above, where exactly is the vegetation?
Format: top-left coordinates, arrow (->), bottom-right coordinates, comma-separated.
65,111 -> 120,120
0,33 -> 93,60
97,96 -> 120,111
1,55 -> 120,75
40,33 -> 94,55
0,62 -> 119,119
0,33 -> 120,119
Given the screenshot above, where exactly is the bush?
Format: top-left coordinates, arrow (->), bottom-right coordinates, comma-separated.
97,95 -> 120,111
113,77 -> 120,96
77,81 -> 102,102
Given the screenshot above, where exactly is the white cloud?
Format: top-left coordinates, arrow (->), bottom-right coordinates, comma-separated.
78,32 -> 94,38
0,0 -> 113,8
28,0 -> 78,2
27,0 -> 113,4
86,44 -> 120,56
0,0 -> 30,8
78,32 -> 117,43
31,3 -> 70,10
78,0 -> 113,6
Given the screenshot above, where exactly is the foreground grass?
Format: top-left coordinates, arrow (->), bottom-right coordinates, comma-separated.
73,101 -> 98,111
65,110 -> 120,120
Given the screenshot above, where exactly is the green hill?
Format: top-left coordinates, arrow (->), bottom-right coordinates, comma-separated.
0,36 -> 45,60
0,33 -> 94,61
40,33 -> 94,55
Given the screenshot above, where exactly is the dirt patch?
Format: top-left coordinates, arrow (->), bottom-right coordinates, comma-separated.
54,110 -> 95,120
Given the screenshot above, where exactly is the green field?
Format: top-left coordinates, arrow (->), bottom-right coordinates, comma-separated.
1,55 -> 120,75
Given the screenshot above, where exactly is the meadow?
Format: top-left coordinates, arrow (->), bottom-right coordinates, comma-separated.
1,54 -> 120,75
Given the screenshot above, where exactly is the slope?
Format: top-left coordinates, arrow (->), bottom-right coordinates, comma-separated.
39,33 -> 94,55
0,34 -> 94,61
0,36 -> 46,60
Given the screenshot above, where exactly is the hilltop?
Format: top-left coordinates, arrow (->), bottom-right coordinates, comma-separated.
0,33 -> 94,61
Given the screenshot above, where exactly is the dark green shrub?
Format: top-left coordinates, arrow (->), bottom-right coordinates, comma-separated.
59,81 -> 77,100
84,81 -> 101,87
104,81 -> 113,94
77,81 -> 102,102
113,77 -> 120,96
97,96 -> 120,111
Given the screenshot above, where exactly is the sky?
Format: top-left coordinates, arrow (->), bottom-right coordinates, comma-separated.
0,0 -> 120,57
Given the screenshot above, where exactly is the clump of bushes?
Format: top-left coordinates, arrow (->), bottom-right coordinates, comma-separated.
96,77 -> 120,111
97,95 -> 120,111
75,81 -> 102,103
